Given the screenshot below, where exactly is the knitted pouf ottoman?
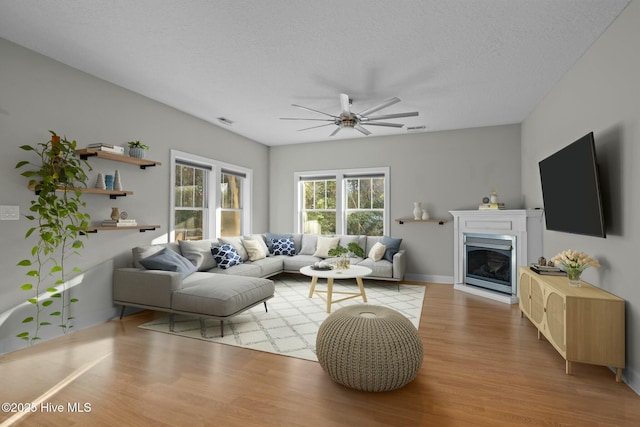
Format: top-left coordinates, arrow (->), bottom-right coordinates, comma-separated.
316,304 -> 423,392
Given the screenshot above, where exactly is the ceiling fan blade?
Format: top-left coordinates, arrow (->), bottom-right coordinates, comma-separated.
361,121 -> 405,128
357,97 -> 401,116
365,111 -> 419,121
292,104 -> 338,118
297,123 -> 336,132
354,125 -> 372,136
329,127 -> 342,137
280,117 -> 334,121
340,93 -> 351,116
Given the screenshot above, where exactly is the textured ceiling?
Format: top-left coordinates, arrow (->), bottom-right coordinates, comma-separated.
0,0 -> 630,146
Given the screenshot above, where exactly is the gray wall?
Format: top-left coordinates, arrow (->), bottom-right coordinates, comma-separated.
269,124 -> 522,282
0,38 -> 270,354
521,1 -> 639,392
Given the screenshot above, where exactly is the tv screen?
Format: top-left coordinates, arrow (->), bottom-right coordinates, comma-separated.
539,132 -> 606,238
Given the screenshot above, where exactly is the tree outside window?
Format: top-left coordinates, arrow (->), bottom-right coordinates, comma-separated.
346,177 -> 384,236
174,164 -> 206,241
302,179 -> 336,234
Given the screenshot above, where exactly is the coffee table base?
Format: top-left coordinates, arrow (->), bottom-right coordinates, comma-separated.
308,276 -> 368,313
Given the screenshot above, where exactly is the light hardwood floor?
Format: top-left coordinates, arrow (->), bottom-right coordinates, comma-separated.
1,281 -> 638,426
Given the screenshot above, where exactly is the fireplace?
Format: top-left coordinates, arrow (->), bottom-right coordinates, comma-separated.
464,233 -> 516,295
450,209 -> 543,304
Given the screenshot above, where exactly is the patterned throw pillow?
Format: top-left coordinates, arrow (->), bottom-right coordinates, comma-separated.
271,238 -> 296,256
211,244 -> 244,269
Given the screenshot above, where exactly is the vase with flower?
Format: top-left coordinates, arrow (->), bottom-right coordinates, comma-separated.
551,249 -> 600,287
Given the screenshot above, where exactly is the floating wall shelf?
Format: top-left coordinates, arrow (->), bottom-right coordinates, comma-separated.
76,148 -> 161,169
81,225 -> 160,234
395,218 -> 448,225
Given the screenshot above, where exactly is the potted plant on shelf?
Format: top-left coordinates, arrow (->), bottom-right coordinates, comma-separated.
15,131 -> 91,345
328,242 -> 365,269
127,140 -> 149,159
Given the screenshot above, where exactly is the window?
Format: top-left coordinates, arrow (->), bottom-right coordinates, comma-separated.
295,167 -> 389,236
174,162 -> 208,241
171,150 -> 252,241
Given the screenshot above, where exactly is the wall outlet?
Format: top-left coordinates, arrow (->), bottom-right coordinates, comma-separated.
0,205 -> 20,220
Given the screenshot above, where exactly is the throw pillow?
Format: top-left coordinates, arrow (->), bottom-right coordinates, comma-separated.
139,247 -> 197,278
243,234 -> 270,257
211,244 -> 244,269
242,238 -> 267,261
265,232 -> 293,251
313,236 -> 340,258
381,236 -> 403,262
218,237 -> 249,261
271,238 -> 296,256
368,242 -> 387,261
178,239 -> 218,271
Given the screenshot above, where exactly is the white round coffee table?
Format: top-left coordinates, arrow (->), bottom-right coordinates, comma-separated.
300,265 -> 372,313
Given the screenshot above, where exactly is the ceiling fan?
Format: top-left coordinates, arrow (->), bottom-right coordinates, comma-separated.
281,93 -> 419,136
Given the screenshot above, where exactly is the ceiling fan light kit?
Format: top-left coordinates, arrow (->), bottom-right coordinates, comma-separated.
281,93 -> 418,137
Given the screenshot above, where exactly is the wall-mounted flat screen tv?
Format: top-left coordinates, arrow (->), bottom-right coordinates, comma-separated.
538,132 -> 606,238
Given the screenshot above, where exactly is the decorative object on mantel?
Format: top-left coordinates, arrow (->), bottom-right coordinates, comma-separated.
95,172 -> 106,189
421,209 -> 430,220
127,140 -> 149,159
490,190 -> 499,204
479,202 -> 505,210
114,169 -> 123,191
413,202 -> 422,220
551,249 -> 600,287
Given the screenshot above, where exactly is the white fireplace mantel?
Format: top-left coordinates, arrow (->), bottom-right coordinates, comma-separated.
449,209 -> 543,304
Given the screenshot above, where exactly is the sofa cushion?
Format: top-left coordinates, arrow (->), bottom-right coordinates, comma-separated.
271,238 -> 296,256
281,254 -> 322,271
172,275 -> 274,317
209,262 -> 262,277
219,237 -> 249,261
139,247 -> 197,278
211,244 -> 244,269
368,242 -> 387,261
381,236 -> 403,262
242,238 -> 267,261
299,234 -> 319,255
178,239 -> 218,271
250,257 -> 284,277
313,236 -> 340,258
357,258 -> 394,278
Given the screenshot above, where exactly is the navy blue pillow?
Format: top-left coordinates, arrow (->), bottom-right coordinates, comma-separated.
271,238 -> 296,256
139,247 -> 197,278
265,232 -> 293,251
211,244 -> 243,269
380,236 -> 402,262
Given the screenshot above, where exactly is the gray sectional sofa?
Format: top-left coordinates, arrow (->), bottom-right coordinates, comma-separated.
113,233 -> 405,336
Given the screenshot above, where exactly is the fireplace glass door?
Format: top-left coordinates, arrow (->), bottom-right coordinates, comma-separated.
463,233 -> 516,295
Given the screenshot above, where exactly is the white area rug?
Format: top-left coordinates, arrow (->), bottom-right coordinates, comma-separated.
138,274 -> 426,361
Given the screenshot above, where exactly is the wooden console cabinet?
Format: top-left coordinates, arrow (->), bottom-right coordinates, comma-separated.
518,267 -> 625,381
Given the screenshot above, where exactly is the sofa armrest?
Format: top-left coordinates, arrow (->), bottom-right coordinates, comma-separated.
113,268 -> 183,309
392,249 -> 406,281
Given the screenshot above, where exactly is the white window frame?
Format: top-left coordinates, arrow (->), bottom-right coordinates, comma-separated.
170,150 -> 252,241
293,166 -> 390,235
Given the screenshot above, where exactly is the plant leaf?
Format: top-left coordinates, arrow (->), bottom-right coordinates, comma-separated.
22,317 -> 34,323
20,284 -> 33,291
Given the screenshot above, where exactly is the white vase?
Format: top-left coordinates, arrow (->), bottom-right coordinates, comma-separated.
490,193 -> 498,203
413,202 -> 422,220
114,169 -> 123,191
422,209 -> 430,220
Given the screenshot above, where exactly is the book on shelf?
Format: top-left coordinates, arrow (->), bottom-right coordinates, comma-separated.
101,219 -> 138,227
529,264 -> 566,276
478,203 -> 505,210
86,144 -> 125,154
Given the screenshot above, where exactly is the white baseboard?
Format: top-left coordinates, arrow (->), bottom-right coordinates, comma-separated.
404,273 -> 453,284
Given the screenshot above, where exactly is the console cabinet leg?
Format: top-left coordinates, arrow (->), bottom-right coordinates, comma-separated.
566,360 -> 572,375
616,368 -> 622,382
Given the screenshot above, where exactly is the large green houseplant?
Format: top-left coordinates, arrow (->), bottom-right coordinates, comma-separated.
15,131 -> 91,344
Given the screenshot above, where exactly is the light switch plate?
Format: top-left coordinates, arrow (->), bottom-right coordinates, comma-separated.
0,205 -> 20,220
